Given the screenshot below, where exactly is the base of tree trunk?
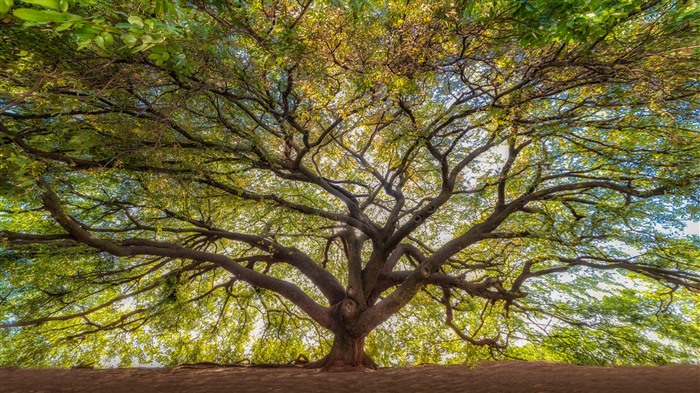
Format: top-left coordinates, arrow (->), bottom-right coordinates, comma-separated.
306,309 -> 378,372
303,352 -> 378,371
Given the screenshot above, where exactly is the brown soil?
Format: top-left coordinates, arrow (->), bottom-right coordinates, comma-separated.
1,361 -> 698,393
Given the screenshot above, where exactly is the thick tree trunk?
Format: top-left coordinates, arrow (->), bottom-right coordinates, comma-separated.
304,332 -> 377,371
304,298 -> 378,371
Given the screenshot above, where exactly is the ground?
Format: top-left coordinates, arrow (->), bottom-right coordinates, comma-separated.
1,361 -> 698,393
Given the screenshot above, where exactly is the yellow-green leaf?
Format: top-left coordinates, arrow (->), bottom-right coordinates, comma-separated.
22,0 -> 59,10
0,0 -> 14,16
127,15 -> 144,28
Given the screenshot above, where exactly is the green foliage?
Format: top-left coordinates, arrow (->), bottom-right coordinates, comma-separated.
5,0 -> 183,59
1,0 -> 699,368
510,271 -> 700,364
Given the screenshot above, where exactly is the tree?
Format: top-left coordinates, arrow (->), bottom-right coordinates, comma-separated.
1,0 -> 699,370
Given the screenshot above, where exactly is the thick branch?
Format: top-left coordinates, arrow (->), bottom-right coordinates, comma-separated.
35,179 -> 334,329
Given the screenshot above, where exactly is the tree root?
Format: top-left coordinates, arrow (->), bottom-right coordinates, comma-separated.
302,353 -> 378,371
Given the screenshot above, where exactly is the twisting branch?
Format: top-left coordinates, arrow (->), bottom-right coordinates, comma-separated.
32,178 -> 335,329
440,287 -> 504,348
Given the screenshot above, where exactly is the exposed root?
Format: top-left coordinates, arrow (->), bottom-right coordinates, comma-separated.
302,355 -> 329,369
292,354 -> 310,366
363,352 -> 379,370
322,361 -> 371,372
303,353 -> 378,372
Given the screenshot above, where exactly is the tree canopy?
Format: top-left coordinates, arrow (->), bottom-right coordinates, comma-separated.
1,0 -> 699,369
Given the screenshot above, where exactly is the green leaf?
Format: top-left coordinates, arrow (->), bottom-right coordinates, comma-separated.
153,0 -> 176,16
101,32 -> 113,46
120,34 -> 136,45
13,8 -> 79,22
23,0 -> 59,10
76,39 -> 91,50
131,43 -> 151,53
127,15 -> 144,28
55,21 -> 72,31
13,8 -> 51,21
0,0 -> 14,16
150,44 -> 166,54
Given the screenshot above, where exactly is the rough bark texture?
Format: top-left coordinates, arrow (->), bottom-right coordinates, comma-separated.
304,298 -> 378,371
305,333 -> 377,371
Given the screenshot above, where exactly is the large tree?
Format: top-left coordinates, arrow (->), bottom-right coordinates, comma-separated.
1,0 -> 699,369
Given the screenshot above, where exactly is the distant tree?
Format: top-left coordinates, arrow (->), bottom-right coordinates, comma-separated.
1,0 -> 699,369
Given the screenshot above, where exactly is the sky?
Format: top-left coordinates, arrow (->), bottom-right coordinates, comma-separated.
684,221 -> 700,236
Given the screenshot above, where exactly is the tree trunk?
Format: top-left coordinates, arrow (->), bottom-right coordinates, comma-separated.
304,332 -> 378,371
304,298 -> 378,371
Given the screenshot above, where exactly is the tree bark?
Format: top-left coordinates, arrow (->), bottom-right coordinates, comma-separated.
304,298 -> 378,371
304,332 -> 377,371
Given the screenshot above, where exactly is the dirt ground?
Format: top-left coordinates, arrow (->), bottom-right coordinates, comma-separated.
1,361 -> 698,393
